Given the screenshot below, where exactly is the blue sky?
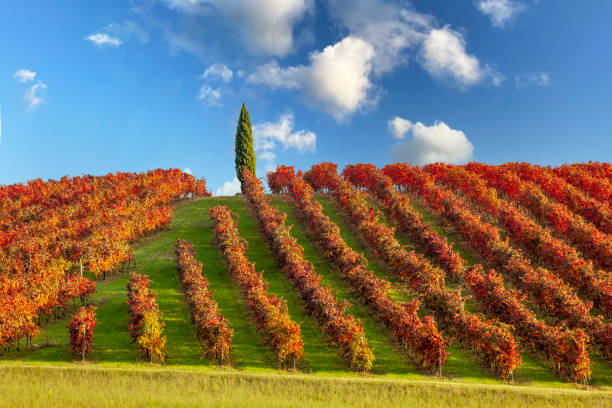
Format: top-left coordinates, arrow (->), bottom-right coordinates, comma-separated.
0,0 -> 610,195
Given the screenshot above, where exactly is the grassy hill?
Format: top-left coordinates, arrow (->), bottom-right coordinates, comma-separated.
1,196 -> 611,407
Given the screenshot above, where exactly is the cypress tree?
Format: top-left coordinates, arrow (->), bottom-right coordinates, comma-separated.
235,103 -> 256,191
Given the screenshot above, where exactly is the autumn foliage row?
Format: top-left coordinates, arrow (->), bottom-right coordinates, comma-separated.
466,162 -> 612,270
425,163 -> 612,318
67,305 -> 97,361
464,266 -> 592,381
383,163 -> 612,357
268,166 -> 448,372
127,273 -> 168,363
504,162 -> 612,235
241,169 -> 374,372
343,163 -> 592,381
572,162 -> 612,180
342,163 -> 465,280
1,169 -> 211,349
554,163 -> 612,205
209,205 -> 304,367
304,163 -> 521,380
175,240 -> 233,363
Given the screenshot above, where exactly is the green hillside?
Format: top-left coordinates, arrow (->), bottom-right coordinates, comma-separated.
1,196 -> 611,407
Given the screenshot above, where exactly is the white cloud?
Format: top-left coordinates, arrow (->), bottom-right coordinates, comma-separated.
86,33 -> 122,47
306,37 -> 376,120
420,26 -> 493,89
389,119 -> 474,165
24,81 -> 47,111
325,0 -> 431,76
215,177 -> 241,196
248,1 -> 497,119
201,63 -> 233,83
253,113 -> 316,170
515,71 -> 550,88
388,116 -> 413,139
476,0 -> 526,28
197,85 -> 221,106
162,0 -> 313,56
13,69 -> 36,83
183,168 -> 193,175
248,36 -> 377,121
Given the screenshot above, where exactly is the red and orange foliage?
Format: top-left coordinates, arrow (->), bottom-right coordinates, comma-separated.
343,163 -> 592,382
383,163 -> 612,357
68,305 -> 97,361
505,162 -> 612,235
425,163 -> 612,318
567,162 -> 612,181
0,169 -> 209,350
268,166 -> 448,373
209,205 -> 304,368
465,162 -> 612,271
554,164 -> 612,205
342,163 -> 465,281
464,266 -> 592,382
175,240 -> 233,364
127,274 -> 167,363
241,169 -> 374,372
304,163 -> 521,380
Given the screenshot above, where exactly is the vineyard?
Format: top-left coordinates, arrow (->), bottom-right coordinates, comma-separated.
1,163 -> 612,406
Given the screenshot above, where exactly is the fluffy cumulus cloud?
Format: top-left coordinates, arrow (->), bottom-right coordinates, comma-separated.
162,0 -> 313,56
328,1 -> 498,87
253,113 -> 316,171
183,167 -> 193,175
24,81 -> 48,111
201,63 -> 233,83
13,69 -> 36,83
388,116 -> 414,139
249,36 -> 377,121
305,37 -> 376,120
389,118 -> 474,165
86,33 -> 122,47
515,71 -> 550,88
420,26 -> 499,88
248,0 -> 498,120
215,177 -> 241,196
325,0 -> 431,75
476,0 -> 526,28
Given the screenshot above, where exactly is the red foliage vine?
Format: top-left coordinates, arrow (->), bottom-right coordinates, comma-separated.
175,239 -> 233,363
127,273 -> 167,363
342,163 -> 465,280
425,163 -> 612,318
68,305 -> 97,361
209,205 -> 304,368
1,169 -> 210,349
383,163 -> 612,358
242,169 -> 374,372
305,163 -> 522,380
343,163 -> 592,382
268,165 -> 448,373
505,162 -> 612,235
